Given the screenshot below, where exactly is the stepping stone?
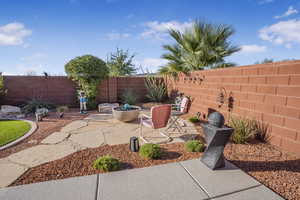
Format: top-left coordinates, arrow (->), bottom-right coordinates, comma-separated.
41,132 -> 69,144
180,159 -> 261,198
60,120 -> 87,133
0,159 -> 28,188
98,162 -> 208,200
68,130 -> 105,148
8,142 -> 77,168
211,185 -> 285,200
0,175 -> 98,200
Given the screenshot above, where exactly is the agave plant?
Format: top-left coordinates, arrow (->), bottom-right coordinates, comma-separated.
159,21 -> 240,77
144,76 -> 167,102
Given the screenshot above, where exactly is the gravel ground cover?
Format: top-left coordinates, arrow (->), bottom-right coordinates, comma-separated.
11,143 -> 202,186
5,111 -> 300,200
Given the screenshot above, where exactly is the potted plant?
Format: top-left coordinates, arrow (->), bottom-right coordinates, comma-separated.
56,106 -> 68,118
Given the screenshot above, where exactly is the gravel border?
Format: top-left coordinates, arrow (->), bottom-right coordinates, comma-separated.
0,119 -> 37,151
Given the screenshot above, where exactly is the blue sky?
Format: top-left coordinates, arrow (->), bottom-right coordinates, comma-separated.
1,0 -> 300,75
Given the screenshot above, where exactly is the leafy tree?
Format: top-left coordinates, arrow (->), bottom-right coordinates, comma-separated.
0,72 -> 7,103
107,48 -> 136,76
254,58 -> 274,64
65,55 -> 109,108
159,21 -> 240,77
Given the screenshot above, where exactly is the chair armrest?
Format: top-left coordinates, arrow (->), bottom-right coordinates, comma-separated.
140,114 -> 151,119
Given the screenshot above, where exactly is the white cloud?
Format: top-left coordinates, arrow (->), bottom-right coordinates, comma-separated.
0,22 -> 32,46
15,63 -> 45,75
21,53 -> 47,61
259,19 -> 300,48
140,20 -> 193,40
274,6 -> 298,19
259,0 -> 274,5
240,45 -> 267,53
135,58 -> 168,72
105,32 -> 131,40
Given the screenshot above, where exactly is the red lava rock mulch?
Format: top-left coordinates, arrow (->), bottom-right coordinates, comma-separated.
0,109 -> 92,158
224,142 -> 300,200
11,143 -> 202,186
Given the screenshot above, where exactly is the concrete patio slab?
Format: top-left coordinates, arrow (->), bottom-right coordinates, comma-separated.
98,162 -> 209,200
0,160 -> 282,200
211,185 -> 285,200
180,159 -> 261,198
0,175 -> 98,200
68,130 -> 105,148
7,142 -> 77,167
60,120 -> 88,133
0,159 -> 28,188
41,131 -> 70,144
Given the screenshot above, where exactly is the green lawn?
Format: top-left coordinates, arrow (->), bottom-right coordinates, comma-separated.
0,120 -> 31,147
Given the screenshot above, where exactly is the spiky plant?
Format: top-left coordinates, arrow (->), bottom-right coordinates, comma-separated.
159,21 -> 240,77
144,76 -> 166,102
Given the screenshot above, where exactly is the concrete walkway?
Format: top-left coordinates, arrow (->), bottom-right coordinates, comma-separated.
0,113 -> 198,187
0,159 -> 283,200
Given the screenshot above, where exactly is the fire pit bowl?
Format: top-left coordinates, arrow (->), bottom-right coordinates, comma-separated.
112,105 -> 141,122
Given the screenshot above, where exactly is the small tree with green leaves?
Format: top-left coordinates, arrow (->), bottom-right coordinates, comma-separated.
107,48 -> 136,76
65,55 -> 109,109
0,72 -> 7,103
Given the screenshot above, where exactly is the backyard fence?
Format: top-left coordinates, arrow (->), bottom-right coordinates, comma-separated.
165,60 -> 300,155
2,76 -> 148,106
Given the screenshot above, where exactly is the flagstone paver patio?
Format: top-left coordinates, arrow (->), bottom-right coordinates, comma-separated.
0,112 -> 198,188
0,159 -> 284,200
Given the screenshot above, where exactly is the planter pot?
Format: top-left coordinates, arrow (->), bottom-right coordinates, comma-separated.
112,106 -> 141,122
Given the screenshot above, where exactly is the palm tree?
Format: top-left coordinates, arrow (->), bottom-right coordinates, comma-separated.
159,21 -> 240,77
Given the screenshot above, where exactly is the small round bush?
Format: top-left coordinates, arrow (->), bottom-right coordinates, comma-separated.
139,143 -> 162,159
93,155 -> 120,172
185,140 -> 205,152
188,116 -> 200,123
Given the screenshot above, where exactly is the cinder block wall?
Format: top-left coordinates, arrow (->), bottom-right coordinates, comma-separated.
2,76 -> 147,106
165,60 -> 300,155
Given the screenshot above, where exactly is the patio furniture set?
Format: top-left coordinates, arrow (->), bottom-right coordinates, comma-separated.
98,97 -> 190,143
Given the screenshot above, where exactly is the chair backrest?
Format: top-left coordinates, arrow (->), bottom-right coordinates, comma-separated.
180,97 -> 189,113
151,104 -> 171,129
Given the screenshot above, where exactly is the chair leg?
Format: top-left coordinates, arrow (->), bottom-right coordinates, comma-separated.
139,119 -> 149,143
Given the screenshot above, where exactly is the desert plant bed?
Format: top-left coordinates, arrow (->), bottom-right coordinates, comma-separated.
10,140 -> 300,200
11,143 -> 202,186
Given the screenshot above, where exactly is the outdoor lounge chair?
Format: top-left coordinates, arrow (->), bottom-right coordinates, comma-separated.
167,96 -> 190,134
139,104 -> 172,143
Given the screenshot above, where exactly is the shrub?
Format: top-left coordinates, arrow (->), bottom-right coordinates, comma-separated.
185,140 -> 205,152
188,116 -> 200,123
144,76 -> 166,102
121,89 -> 138,105
0,72 -> 7,103
228,117 -> 255,144
253,120 -> 270,143
22,99 -> 55,114
56,106 -> 69,113
107,48 -> 136,76
65,55 -> 109,109
139,143 -> 162,159
93,155 -> 120,172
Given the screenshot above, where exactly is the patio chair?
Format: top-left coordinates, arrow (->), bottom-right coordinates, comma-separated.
167,96 -> 190,134
139,104 -> 172,143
